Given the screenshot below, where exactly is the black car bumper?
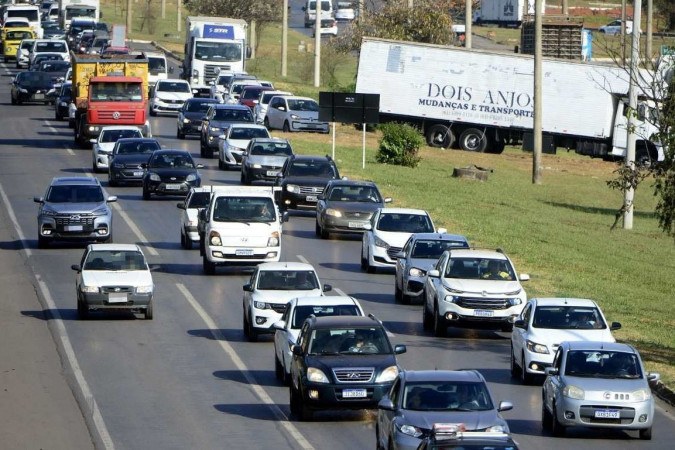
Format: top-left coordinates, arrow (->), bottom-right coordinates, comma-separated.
145,180 -> 199,196
300,381 -> 392,410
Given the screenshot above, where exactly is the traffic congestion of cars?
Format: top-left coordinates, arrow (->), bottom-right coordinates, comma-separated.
1,6 -> 665,448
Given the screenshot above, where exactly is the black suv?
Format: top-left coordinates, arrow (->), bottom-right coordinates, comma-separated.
289,315 -> 406,421
275,155 -> 340,212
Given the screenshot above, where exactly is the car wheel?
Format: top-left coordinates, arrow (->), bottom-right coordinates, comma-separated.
184,230 -> 193,250
77,298 -> 88,320
56,111 -> 63,121
108,176 -> 117,187
245,312 -> 258,342
203,255 -> 216,275
68,119 -> 75,129
422,302 -> 433,330
275,353 -> 284,382
177,129 -> 185,139
205,148 -> 213,158
295,388 -> 312,421
92,162 -> 98,173
142,186 -> 151,200
37,236 -> 49,249
510,345 -> 521,378
360,248 -> 368,271
394,282 -> 402,302
426,124 -> 455,148
639,427 -> 652,440
315,221 -> 322,237
11,95 -> 16,105
541,400 -> 553,431
433,303 -> 447,337
459,128 -> 488,152
149,108 -> 156,117
521,351 -> 534,384
144,300 -> 153,320
289,385 -> 300,415
218,158 -> 225,170
551,403 -> 566,437
366,258 -> 376,274
240,172 -> 245,184
263,116 -> 270,129
283,121 -> 291,133
180,229 -> 187,249
320,223 -> 329,239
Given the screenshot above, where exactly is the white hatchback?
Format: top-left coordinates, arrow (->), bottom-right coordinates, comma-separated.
511,297 -> 621,384
91,126 -> 143,173
242,262 -> 332,341
217,123 -> 271,170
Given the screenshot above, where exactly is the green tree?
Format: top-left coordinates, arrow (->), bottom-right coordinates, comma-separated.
653,0 -> 675,31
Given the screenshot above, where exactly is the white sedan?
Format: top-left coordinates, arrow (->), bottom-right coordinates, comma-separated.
217,123 -> 270,170
150,79 -> 193,116
91,126 -> 143,173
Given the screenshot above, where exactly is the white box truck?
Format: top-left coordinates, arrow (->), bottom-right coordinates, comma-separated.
183,16 -> 248,97
475,0 -> 541,28
355,37 -> 661,162
58,0 -> 99,30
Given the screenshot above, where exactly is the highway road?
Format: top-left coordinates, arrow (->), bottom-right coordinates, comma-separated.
0,53 -> 674,449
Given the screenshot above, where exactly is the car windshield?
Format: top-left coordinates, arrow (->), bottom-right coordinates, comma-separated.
21,40 -> 35,50
532,306 -> 606,330
213,108 -> 253,122
376,213 -> 433,233
148,57 -> 166,72
6,30 -> 33,40
444,257 -> 516,281
46,185 -> 104,203
328,185 -> 381,203
229,127 -> 269,140
101,129 -> 142,143
291,305 -> 360,329
242,88 -> 264,99
212,197 -> 276,223
16,71 -> 53,86
287,99 -> 319,112
83,250 -> 147,271
256,270 -> 319,291
411,239 -> 469,258
7,10 -> 39,21
60,85 -> 72,97
90,82 -> 143,102
187,192 -> 211,208
186,100 -> 216,112
35,41 -> 66,52
231,83 -> 259,95
564,350 -> 643,379
287,161 -> 336,177
40,61 -> 69,72
308,327 -> 391,355
249,142 -> 292,156
157,81 -> 190,93
115,141 -> 160,155
194,41 -> 242,62
403,381 -> 494,412
261,92 -> 288,104
149,153 -> 195,168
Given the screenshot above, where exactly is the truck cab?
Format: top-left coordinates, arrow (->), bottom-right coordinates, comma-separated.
198,186 -> 288,274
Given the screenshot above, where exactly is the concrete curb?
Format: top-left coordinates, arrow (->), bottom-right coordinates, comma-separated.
150,41 -> 183,63
653,380 -> 675,407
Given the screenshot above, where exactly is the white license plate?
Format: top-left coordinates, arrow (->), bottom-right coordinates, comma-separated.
305,195 -> 318,202
266,170 -> 280,177
474,309 -> 494,317
165,183 -> 182,190
65,225 -> 83,232
235,249 -> 254,256
343,389 -> 367,398
34,93 -> 44,100
594,409 -> 620,419
108,292 -> 128,303
348,222 -> 364,228
133,171 -> 144,177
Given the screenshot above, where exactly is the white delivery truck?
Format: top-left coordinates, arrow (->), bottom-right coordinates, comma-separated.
198,186 -> 288,274
355,37 -> 662,162
474,0 -> 541,28
183,16 -> 248,97
62,0 -> 100,30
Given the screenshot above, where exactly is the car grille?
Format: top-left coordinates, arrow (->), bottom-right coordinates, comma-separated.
55,214 -> 96,226
101,286 -> 134,293
123,163 -> 143,169
232,153 -> 243,163
455,298 -> 511,310
333,367 -> 374,383
160,175 -> 187,182
98,110 -> 136,120
162,99 -> 183,104
270,303 -> 287,314
204,64 -> 232,84
343,211 -> 372,220
386,246 -> 403,259
298,185 -> 325,195
579,405 -> 636,425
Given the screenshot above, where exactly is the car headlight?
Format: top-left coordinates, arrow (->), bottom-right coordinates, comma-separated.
409,267 -> 425,277
443,295 -> 459,303
375,365 -> 398,383
325,208 -> 342,217
209,231 -> 222,246
252,163 -> 262,169
186,173 -> 197,182
526,340 -> 549,354
395,423 -> 423,438
446,286 -> 464,294
631,388 -> 651,402
188,220 -> 198,227
508,298 -> 523,306
210,126 -> 221,132
253,300 -> 270,310
505,288 -> 522,296
97,148 -> 111,155
92,206 -> 109,215
80,285 -> 99,293
148,172 -> 161,182
290,113 -> 300,119
286,184 -> 299,193
307,367 -> 330,383
267,236 -> 279,247
88,126 -> 100,132
183,118 -> 191,124
19,88 -> 28,93
136,285 -> 153,294
60,101 -> 68,107
374,236 -> 389,248
563,385 -> 585,400
485,425 -> 507,433
41,206 -> 59,216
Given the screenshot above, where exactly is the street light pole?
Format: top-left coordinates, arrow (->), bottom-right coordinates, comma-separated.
282,0 -> 288,77
465,0 -> 472,49
314,3 -> 321,87
532,0 -> 543,184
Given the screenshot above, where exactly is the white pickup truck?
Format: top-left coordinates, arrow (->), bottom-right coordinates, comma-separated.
198,186 -> 288,274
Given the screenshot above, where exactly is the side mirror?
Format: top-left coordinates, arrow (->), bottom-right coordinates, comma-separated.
498,401 -> 513,412
177,203 -> 185,210
168,66 -> 174,73
394,251 -> 405,259
363,223 -> 372,231
513,319 -> 526,329
427,269 -> 440,278
384,197 -> 392,203
323,284 -> 332,292
281,211 -> 289,223
33,196 -> 44,203
394,344 -> 406,354
272,320 -> 285,331
377,397 -> 395,411
106,196 -> 117,203
647,372 -> 661,382
278,106 -> 286,111
243,283 -> 253,292
70,264 -> 81,271
89,139 -> 97,144
196,164 -> 204,169
545,367 -> 559,376
291,344 -> 303,356
437,227 -> 447,234
201,115 -> 207,121
302,7 -> 307,11
610,321 -> 622,331
519,273 -> 530,281
317,194 -> 325,201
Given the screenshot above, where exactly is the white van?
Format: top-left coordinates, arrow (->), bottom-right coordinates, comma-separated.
143,51 -> 170,90
303,0 -> 333,28
4,4 -> 43,38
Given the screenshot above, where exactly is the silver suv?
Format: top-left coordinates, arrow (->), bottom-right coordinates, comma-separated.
34,177 -> 117,248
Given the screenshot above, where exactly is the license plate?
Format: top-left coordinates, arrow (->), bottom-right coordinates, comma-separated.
133,171 -> 144,177
108,292 -> 128,303
343,389 -> 367,398
266,170 -> 280,177
305,195 -> 318,202
235,249 -> 254,256
594,409 -> 620,419
165,183 -> 181,190
474,309 -> 494,317
34,93 -> 44,100
65,225 -> 83,232
348,222 -> 364,228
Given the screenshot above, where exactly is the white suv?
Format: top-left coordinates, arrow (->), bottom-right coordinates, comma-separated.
510,297 -> 621,384
424,248 -> 529,336
242,262 -> 332,341
361,208 -> 441,273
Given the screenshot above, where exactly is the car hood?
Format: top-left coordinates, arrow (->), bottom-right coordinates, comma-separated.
224,138 -> 252,150
18,81 -> 54,90
247,155 -> 288,167
183,111 -> 207,121
155,91 -> 191,101
400,409 -> 507,432
527,328 -> 615,347
81,270 -> 153,287
325,201 -> 382,214
252,289 -> 323,304
147,168 -> 198,178
305,354 -> 397,374
96,142 -> 115,153
407,258 -> 438,272
442,279 -> 523,295
44,202 -> 107,213
374,230 -> 414,248
112,154 -> 152,165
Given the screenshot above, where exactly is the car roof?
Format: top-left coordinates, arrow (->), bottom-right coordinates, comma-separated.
211,104 -> 250,110
293,296 -> 360,307
563,341 -> 636,353
309,315 -> 381,328
402,369 -> 483,383
157,78 -> 189,84
448,248 -> 509,260
409,232 -> 468,242
378,207 -> 429,215
256,262 -> 316,271
280,96 -> 317,102
532,298 -> 599,308
186,97 -> 218,103
88,243 -> 142,252
50,176 -> 99,186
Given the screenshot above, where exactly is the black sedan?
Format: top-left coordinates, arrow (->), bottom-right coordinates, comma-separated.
108,138 -> 161,187
54,81 -> 72,121
176,97 -> 218,139
142,150 -> 203,200
11,71 -> 56,105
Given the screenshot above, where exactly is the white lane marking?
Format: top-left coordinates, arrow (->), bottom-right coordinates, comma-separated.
176,283 -> 315,450
334,288 -> 346,296
44,120 -> 75,155
296,254 -> 309,264
0,182 -> 115,450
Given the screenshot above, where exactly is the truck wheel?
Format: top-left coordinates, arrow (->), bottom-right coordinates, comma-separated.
426,124 -> 455,148
491,140 -> 506,154
459,128 -> 488,152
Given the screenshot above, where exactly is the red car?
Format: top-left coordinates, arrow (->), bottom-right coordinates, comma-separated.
239,85 -> 275,109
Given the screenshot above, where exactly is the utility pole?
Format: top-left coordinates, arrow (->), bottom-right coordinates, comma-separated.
358,0 -> 364,23
161,0 -> 165,19
532,0 -> 543,184
314,4 -> 321,87
465,0 -> 472,49
282,0 -> 288,77
408,0 -> 413,7
177,0 -> 181,32
562,0 -> 569,15
624,0 -> 643,230
126,0 -> 132,31
250,21 -> 256,60
646,0 -> 653,64
621,0 -> 627,65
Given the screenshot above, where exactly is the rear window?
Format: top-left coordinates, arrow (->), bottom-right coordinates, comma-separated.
35,41 -> 66,52
213,108 -> 254,122
187,192 -> 211,208
291,305 -> 360,329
